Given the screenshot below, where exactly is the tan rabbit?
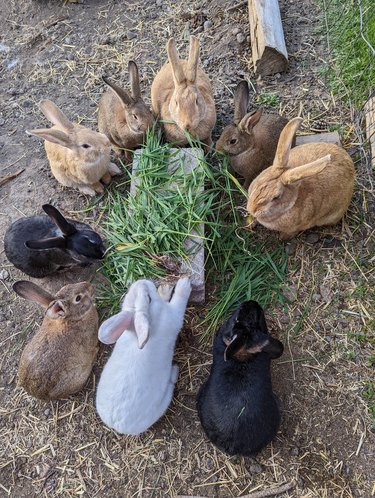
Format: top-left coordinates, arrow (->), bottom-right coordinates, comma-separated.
151,36 -> 216,149
98,61 -> 155,162
216,81 -> 293,188
27,100 -> 121,196
247,117 -> 355,240
13,280 -> 99,400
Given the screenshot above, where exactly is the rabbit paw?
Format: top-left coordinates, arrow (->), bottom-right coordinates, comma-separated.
174,277 -> 192,298
158,283 -> 174,302
109,162 -> 122,176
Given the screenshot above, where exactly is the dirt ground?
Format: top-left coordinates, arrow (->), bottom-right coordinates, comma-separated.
0,0 -> 374,497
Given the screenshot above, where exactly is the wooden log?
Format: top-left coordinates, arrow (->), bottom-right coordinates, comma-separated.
248,0 -> 288,76
364,96 -> 375,169
295,131 -> 341,147
132,148 -> 205,303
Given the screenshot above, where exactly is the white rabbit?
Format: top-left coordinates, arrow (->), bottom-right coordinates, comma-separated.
96,277 -> 191,435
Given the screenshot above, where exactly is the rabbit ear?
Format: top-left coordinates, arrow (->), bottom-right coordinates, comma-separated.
133,283 -> 151,349
128,61 -> 141,100
39,99 -> 74,131
281,154 -> 331,184
262,337 -> 284,359
234,81 -> 249,123
46,300 -> 66,319
186,35 -> 200,82
98,311 -> 134,345
13,281 -> 54,308
238,108 -> 263,134
102,76 -> 133,108
26,128 -> 75,149
42,204 -> 77,236
25,236 -> 66,250
166,38 -> 185,85
274,117 -> 303,169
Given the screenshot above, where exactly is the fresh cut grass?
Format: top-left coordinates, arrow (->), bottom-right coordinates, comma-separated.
99,127 -> 287,339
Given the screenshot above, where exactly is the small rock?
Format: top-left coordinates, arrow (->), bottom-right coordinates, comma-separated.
249,463 -> 262,474
280,315 -> 289,325
236,32 -> 246,44
232,27 -> 241,35
325,336 -> 331,343
126,31 -> 137,40
322,237 -> 341,248
156,0 -> 163,5
285,240 -> 297,255
283,284 -> 298,303
320,284 -> 332,303
0,269 -> 9,280
44,408 -> 50,416
203,20 -> 213,30
65,37 -> 71,44
0,118 -> 5,126
305,232 -> 320,244
312,293 -> 321,302
291,447 -> 299,456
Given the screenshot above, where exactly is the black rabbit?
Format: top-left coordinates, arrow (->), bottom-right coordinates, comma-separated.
197,300 -> 284,456
4,204 -> 105,278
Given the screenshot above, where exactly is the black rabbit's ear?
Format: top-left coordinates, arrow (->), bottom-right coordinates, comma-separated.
42,204 -> 76,236
25,236 -> 66,250
238,300 -> 268,333
262,337 -> 284,359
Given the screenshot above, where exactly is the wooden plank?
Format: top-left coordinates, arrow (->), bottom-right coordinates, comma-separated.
364,96 -> 375,169
132,148 -> 205,303
248,0 -> 288,76
295,131 -> 341,147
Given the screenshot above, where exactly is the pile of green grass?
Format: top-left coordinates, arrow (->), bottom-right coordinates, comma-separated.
320,0 -> 375,107
99,128 -> 287,338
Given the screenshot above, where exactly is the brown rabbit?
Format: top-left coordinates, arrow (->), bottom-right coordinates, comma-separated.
247,117 -> 355,240
98,61 -> 155,162
216,81 -> 292,188
27,100 -> 121,196
151,36 -> 216,149
13,280 -> 99,400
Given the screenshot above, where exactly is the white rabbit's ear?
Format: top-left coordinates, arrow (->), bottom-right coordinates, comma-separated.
26,128 -> 75,149
98,311 -> 134,345
134,284 -> 151,349
39,99 -> 74,131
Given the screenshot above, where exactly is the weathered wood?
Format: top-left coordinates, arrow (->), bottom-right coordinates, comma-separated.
295,131 -> 341,147
248,0 -> 288,76
132,148 -> 205,303
364,96 -> 375,169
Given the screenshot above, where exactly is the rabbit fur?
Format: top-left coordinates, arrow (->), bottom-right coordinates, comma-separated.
27,99 -> 121,196
4,204 -> 105,278
96,277 -> 191,435
216,81 -> 292,188
151,36 -> 216,149
98,61 -> 155,162
197,300 -> 284,456
247,117 -> 355,239
13,280 -> 99,400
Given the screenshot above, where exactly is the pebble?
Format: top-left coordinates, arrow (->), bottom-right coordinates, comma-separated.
0,269 -> 9,280
44,408 -> 50,416
203,20 -> 213,30
232,27 -> 241,35
127,31 -> 137,40
285,240 -> 297,255
249,463 -> 262,474
236,32 -> 246,44
291,447 -> 299,456
282,284 -> 298,303
0,118 -> 5,126
156,0 -> 163,5
305,232 -> 320,244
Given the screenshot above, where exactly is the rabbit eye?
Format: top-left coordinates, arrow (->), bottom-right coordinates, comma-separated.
272,194 -> 281,201
81,143 -> 91,149
230,139 -> 237,145
75,295 -> 82,303
133,114 -> 138,120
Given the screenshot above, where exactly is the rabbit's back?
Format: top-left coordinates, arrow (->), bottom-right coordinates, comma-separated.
19,314 -> 98,400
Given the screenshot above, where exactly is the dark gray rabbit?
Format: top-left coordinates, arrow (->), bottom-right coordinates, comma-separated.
4,204 -> 105,278
197,300 -> 283,456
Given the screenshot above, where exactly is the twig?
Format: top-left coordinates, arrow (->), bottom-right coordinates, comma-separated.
0,168 -> 25,186
178,480 -> 295,498
227,0 -> 248,12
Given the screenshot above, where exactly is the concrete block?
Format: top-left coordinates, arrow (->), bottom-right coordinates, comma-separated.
131,147 -> 205,303
296,131 -> 341,147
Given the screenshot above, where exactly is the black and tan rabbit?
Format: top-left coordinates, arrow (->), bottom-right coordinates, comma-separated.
13,280 -> 99,401
98,61 -> 155,162
4,204 -> 105,278
216,81 -> 292,188
197,300 -> 284,456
